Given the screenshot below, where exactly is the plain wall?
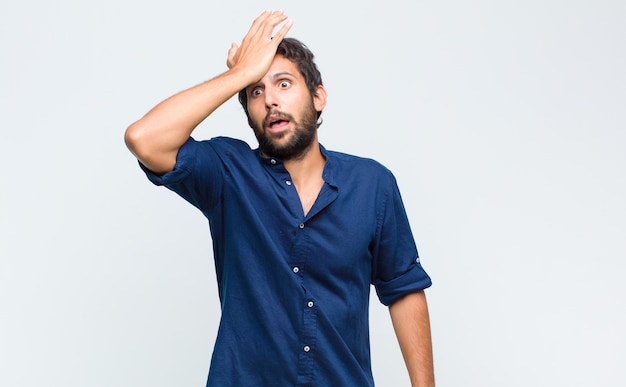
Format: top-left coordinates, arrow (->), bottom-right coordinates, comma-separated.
1,0 -> 625,386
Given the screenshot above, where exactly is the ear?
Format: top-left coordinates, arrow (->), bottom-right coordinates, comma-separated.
312,85 -> 327,112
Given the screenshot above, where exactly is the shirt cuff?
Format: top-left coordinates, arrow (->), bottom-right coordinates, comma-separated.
375,261 -> 432,306
139,137 -> 197,186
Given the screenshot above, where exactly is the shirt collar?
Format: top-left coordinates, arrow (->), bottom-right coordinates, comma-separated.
319,144 -> 338,188
255,144 -> 338,188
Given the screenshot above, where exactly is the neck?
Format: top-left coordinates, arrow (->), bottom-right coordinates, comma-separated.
282,136 -> 323,177
283,137 -> 326,217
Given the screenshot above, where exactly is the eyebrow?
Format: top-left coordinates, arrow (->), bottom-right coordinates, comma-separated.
269,71 -> 296,81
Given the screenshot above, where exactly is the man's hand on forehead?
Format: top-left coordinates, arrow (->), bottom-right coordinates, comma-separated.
226,9 -> 294,78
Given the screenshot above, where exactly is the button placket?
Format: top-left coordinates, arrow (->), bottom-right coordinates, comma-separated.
296,293 -> 317,382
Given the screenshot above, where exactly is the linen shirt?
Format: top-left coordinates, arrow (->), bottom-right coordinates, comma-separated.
141,136 -> 432,386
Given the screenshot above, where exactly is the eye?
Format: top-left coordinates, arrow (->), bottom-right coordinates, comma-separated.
278,80 -> 291,89
251,88 -> 263,97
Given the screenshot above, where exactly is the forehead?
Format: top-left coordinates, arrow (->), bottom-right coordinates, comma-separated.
245,55 -> 304,96
262,55 -> 303,82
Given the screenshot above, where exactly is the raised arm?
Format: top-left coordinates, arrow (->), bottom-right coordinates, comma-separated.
124,10 -> 293,174
389,290 -> 435,387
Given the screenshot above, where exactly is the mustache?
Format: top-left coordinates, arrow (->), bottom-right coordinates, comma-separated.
264,110 -> 295,126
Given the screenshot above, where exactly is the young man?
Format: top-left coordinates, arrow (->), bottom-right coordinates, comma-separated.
125,10 -> 434,387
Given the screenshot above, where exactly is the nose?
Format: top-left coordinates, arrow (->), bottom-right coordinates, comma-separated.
264,87 -> 279,110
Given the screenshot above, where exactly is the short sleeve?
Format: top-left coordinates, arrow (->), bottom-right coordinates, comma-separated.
372,172 -> 432,306
139,137 -> 223,213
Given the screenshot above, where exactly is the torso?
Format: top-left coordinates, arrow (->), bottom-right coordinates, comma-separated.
296,176 -> 325,216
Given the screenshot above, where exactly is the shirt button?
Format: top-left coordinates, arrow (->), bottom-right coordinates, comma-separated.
293,266 -> 300,273
303,345 -> 311,352
286,180 -> 292,186
270,159 -> 277,165
307,301 -> 314,308
299,223 -> 305,229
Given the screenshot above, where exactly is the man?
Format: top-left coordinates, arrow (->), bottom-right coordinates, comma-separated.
125,10 -> 434,387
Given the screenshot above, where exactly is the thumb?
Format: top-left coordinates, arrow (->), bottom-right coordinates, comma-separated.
226,43 -> 239,69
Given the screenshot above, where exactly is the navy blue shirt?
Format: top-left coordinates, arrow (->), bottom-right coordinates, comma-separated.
141,136 -> 431,386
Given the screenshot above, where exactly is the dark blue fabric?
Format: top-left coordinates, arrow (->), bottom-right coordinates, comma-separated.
140,136 -> 432,386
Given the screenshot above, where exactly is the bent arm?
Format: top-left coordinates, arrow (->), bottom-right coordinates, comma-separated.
389,290 -> 435,387
124,10 -> 293,174
124,70 -> 249,174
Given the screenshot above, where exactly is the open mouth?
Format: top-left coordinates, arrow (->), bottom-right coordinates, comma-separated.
265,113 -> 291,132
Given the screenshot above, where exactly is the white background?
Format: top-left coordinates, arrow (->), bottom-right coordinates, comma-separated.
1,0 -> 625,386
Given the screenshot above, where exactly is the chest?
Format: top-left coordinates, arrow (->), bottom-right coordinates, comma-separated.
294,176 -> 325,216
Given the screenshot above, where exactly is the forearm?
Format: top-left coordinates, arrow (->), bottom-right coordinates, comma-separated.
125,10 -> 292,175
389,290 -> 435,387
125,10 -> 292,174
124,68 -> 250,174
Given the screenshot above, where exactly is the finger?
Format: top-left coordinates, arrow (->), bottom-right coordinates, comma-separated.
246,9 -> 273,39
260,11 -> 288,39
271,18 -> 294,43
226,43 -> 238,68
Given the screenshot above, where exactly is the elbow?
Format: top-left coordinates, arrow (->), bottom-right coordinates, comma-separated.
125,120 -> 160,164
124,121 -> 146,158
123,120 -> 176,175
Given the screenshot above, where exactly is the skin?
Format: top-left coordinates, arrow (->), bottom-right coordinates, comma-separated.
245,55 -> 327,215
246,58 -> 321,162
390,290 -> 435,387
125,10 -> 295,175
124,9 -> 434,386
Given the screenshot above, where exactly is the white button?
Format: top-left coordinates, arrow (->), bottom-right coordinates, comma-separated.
415,257 -> 421,263
303,345 -> 311,352
286,180 -> 292,186
307,301 -> 314,308
299,223 -> 305,229
293,267 -> 299,273
270,159 -> 277,165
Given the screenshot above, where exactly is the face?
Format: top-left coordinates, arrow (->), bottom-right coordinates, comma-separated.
246,55 -> 326,160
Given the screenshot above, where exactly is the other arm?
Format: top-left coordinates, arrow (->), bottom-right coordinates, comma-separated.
124,10 -> 293,174
389,290 -> 435,387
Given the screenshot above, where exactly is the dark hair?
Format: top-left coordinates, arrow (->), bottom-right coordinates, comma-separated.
237,37 -> 324,126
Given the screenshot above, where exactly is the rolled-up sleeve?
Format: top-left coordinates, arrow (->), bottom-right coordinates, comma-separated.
372,172 -> 432,306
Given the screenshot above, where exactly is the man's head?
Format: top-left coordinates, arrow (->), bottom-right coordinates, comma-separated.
239,38 -> 326,160
238,38 -> 324,124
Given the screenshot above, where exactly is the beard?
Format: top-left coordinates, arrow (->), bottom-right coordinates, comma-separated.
251,100 -> 318,161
